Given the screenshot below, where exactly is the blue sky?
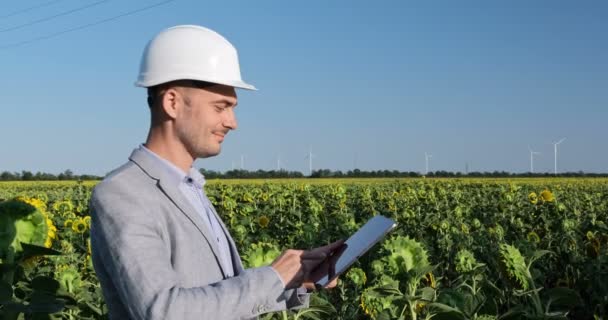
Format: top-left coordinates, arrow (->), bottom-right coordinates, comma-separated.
1,0 -> 606,175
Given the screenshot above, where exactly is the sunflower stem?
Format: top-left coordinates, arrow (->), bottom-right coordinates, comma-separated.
409,301 -> 417,320
3,248 -> 15,286
528,270 -> 543,315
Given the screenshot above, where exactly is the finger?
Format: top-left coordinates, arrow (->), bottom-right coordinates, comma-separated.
302,281 -> 316,290
297,264 -> 306,278
302,276 -> 338,291
325,277 -> 338,289
272,249 -> 303,265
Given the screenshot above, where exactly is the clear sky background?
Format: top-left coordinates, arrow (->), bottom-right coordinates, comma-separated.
1,0 -> 606,176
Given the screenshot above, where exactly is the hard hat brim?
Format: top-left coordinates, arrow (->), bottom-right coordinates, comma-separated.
135,77 -> 257,91
221,80 -> 257,91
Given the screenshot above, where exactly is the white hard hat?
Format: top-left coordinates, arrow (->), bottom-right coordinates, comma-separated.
135,25 -> 256,90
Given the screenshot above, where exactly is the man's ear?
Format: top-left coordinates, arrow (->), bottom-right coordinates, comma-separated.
161,88 -> 180,119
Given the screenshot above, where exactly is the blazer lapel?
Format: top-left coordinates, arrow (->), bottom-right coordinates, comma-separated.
129,148 -> 229,278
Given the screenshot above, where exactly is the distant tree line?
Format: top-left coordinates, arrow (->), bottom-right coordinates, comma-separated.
200,169 -> 608,179
200,169 -> 305,179
1,169 -> 606,181
0,170 -> 102,181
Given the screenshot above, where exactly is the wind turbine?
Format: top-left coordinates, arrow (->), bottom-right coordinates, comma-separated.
424,152 -> 432,175
240,154 -> 246,170
552,138 -> 566,175
528,147 -> 541,173
305,146 -> 315,176
277,154 -> 282,171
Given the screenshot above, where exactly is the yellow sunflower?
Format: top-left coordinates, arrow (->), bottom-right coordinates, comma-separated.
17,196 -> 47,212
425,272 -> 436,289
258,215 -> 270,228
528,192 -> 538,204
360,294 -> 376,318
52,200 -> 74,217
45,217 -> 58,248
72,219 -> 88,233
416,301 -> 427,314
64,219 -> 74,229
540,190 -> 555,202
260,193 -> 270,202
83,216 -> 91,228
587,238 -> 601,258
527,231 -> 541,244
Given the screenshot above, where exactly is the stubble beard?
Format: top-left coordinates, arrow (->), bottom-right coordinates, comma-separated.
178,125 -> 220,160
179,95 -> 220,159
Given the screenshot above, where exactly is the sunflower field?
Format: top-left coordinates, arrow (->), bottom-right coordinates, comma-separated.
0,178 -> 607,319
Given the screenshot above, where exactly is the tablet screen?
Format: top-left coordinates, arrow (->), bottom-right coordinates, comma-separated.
315,215 -> 397,287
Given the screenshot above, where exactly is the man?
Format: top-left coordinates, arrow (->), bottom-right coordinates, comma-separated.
90,25 -> 344,320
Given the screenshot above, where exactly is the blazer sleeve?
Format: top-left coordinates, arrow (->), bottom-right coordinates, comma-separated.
90,186 -> 297,320
268,272 -> 311,312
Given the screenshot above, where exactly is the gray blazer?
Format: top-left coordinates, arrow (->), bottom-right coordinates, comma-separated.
90,148 -> 309,319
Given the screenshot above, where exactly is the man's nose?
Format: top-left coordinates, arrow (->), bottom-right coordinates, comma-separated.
223,108 -> 237,130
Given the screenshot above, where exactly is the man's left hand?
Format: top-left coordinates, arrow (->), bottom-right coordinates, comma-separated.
300,240 -> 346,290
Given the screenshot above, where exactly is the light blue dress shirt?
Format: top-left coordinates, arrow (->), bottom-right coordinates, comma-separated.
139,145 -> 234,277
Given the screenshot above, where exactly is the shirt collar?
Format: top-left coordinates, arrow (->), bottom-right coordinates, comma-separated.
187,166 -> 207,188
139,144 -> 205,187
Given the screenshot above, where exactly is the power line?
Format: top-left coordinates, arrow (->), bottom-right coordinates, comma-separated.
0,0 -> 175,50
1,0 -> 111,33
0,0 -> 64,20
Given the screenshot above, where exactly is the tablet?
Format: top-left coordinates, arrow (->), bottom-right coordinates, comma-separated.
315,215 -> 397,288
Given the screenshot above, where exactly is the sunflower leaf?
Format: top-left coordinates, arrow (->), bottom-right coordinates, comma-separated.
18,243 -> 61,261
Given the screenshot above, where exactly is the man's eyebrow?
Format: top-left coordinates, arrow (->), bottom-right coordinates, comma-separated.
212,99 -> 237,107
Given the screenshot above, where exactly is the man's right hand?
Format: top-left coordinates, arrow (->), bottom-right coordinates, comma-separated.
270,240 -> 345,289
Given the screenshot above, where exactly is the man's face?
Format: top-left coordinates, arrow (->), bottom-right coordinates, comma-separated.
174,84 -> 238,159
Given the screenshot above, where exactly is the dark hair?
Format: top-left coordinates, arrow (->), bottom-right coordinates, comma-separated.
147,80 -> 217,108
